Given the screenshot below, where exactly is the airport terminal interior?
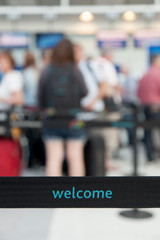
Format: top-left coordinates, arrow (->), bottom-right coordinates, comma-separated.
0,0 -> 160,239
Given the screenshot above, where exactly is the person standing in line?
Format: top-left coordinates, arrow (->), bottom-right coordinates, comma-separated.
74,44 -> 117,172
121,66 -> 138,146
22,52 -> 39,109
73,44 -> 107,112
22,52 -> 42,168
96,49 -> 122,106
0,51 -> 24,176
122,67 -> 138,104
0,51 -> 23,109
138,55 -> 160,162
38,39 -> 88,176
95,49 -> 123,169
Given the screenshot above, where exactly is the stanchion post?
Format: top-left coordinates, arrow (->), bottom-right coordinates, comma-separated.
133,104 -> 138,176
119,104 -> 153,219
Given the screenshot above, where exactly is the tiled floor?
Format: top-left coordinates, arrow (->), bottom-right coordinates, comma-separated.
47,208 -> 160,240
1,207 -> 160,240
0,142 -> 160,240
0,209 -> 52,240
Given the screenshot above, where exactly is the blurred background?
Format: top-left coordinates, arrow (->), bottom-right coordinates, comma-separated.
0,0 -> 159,76
0,0 -> 157,76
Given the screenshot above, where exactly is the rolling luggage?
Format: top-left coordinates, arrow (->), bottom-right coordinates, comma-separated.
0,138 -> 22,176
84,135 -> 105,176
62,135 -> 105,176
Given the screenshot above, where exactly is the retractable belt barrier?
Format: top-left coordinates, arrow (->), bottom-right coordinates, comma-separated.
0,105 -> 160,212
0,176 -> 159,209
0,105 -> 159,131
0,105 -> 158,133
0,105 -> 158,178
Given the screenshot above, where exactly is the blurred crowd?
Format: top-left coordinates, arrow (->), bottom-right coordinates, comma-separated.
0,38 -> 160,176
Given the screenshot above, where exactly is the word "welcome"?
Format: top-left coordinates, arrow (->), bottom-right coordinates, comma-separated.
52,187 -> 112,199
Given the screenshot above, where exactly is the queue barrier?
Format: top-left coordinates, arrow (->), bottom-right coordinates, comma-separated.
0,105 -> 158,178
0,177 -> 159,209
0,105 -> 159,217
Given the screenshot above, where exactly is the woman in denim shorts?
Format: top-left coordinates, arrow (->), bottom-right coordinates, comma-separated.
38,39 -> 88,176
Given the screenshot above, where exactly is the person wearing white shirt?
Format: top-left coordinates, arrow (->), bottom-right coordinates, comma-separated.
95,49 -> 122,170
74,44 -> 107,112
0,52 -> 23,177
0,51 -> 23,110
22,52 -> 39,108
96,49 -> 122,104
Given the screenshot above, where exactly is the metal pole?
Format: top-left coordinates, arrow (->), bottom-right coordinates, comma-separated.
133,105 -> 138,176
120,104 -> 152,219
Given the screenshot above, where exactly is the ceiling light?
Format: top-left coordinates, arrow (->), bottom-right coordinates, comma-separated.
79,11 -> 94,22
122,11 -> 136,22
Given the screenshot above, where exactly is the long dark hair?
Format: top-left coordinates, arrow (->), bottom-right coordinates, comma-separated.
52,39 -> 75,65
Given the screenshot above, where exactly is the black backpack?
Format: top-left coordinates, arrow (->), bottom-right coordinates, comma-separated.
44,64 -> 82,115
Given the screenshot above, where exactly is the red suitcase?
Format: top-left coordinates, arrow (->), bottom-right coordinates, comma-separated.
0,138 -> 22,176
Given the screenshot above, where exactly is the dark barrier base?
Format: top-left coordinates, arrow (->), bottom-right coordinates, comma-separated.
119,209 -> 153,219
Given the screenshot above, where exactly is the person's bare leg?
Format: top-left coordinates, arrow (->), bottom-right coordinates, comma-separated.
45,140 -> 64,176
66,140 -> 85,176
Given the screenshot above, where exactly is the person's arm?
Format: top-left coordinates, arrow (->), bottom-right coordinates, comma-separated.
85,61 -> 107,110
0,90 -> 24,105
113,84 -> 124,95
102,61 -> 123,95
85,81 -> 107,111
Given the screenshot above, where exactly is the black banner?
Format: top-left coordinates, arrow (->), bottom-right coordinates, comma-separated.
0,177 -> 160,208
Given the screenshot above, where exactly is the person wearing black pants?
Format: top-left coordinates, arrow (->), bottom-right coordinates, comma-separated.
138,55 -> 160,162
144,106 -> 160,162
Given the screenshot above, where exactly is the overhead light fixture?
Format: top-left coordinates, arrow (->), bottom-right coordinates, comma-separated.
122,11 -> 136,22
79,11 -> 94,22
